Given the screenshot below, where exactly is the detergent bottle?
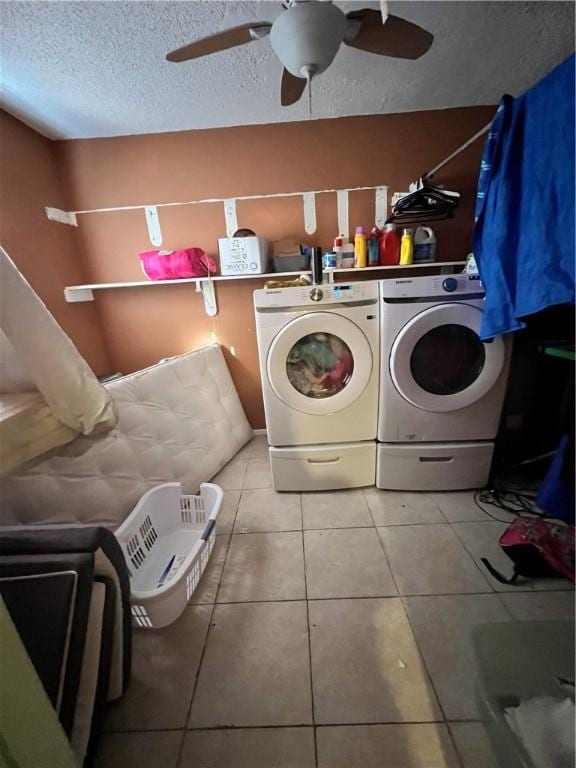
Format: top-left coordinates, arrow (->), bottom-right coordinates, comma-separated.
354,226 -> 368,268
400,228 -> 414,265
413,226 -> 437,263
368,227 -> 381,266
380,223 -> 400,266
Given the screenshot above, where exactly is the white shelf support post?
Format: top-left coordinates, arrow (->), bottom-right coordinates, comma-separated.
223,199 -> 238,237
336,190 -> 349,241
145,206 -> 163,247
303,192 -> 317,235
375,186 -> 388,228
196,279 -> 218,317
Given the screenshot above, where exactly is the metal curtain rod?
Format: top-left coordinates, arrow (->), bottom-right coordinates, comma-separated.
421,120 -> 493,184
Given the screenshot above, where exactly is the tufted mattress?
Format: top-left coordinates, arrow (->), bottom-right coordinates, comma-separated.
0,345 -> 252,528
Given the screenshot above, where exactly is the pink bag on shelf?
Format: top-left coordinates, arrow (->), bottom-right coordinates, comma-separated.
139,248 -> 217,280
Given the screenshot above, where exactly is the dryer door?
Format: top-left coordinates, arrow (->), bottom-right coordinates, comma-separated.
267,312 -> 373,415
390,303 -> 506,413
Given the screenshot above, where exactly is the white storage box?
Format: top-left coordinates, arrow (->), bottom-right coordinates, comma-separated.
376,441 -> 494,491
270,442 -> 376,491
115,482 -> 223,629
218,236 -> 270,275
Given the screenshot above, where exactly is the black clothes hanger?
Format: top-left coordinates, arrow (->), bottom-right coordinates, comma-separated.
389,181 -> 460,224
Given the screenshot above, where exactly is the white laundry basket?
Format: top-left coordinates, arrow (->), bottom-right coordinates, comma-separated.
115,482 -> 223,629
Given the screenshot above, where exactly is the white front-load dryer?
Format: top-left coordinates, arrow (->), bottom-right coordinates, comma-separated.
254,282 -> 379,491
377,274 -> 511,490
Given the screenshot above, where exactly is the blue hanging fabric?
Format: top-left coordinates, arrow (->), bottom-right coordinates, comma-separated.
474,54 -> 575,340
536,434 -> 575,526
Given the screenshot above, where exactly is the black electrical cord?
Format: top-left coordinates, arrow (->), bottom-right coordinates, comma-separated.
473,487 -> 548,524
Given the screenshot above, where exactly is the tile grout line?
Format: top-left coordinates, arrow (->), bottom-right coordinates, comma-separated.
363,488 -> 380,531
397,590 -> 452,727
175,490 -> 241,767
300,497 -> 319,768
224,518 -> 530,532
372,518 -> 450,729
446,722 -> 466,768
174,604 -> 217,768
448,519 -> 500,594
207,587 -> 571,605
442,711 -> 467,768
430,495 -> 449,524
492,590 -> 521,621
106,717 -> 488,735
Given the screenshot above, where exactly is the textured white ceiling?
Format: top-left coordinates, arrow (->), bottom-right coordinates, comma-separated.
0,1 -> 573,139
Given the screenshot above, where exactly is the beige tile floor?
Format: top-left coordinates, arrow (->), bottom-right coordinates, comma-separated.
98,436 -> 575,768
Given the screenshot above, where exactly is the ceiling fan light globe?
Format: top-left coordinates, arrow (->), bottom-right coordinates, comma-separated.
270,2 -> 346,77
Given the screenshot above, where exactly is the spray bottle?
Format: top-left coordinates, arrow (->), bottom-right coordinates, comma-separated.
354,226 -> 367,268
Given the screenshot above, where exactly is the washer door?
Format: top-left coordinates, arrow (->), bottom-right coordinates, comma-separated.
390,303 -> 506,413
267,312 -> 373,415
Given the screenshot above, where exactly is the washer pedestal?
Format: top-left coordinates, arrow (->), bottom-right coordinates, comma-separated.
376,441 -> 494,491
270,442 -> 376,492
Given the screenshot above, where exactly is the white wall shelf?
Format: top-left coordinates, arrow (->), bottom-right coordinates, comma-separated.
64,261 -> 466,313
64,271 -> 308,302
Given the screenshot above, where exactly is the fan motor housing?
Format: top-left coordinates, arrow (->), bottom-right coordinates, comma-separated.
270,2 -> 347,78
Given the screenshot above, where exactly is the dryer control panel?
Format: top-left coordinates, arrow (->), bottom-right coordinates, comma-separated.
254,281 -> 379,308
380,273 -> 483,300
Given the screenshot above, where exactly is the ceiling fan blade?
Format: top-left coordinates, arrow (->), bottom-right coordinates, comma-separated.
345,9 -> 433,60
281,68 -> 307,107
166,22 -> 271,63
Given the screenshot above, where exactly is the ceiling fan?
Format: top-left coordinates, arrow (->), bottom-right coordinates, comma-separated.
166,0 -> 433,107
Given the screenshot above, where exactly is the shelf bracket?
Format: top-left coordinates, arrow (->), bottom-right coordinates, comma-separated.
196,279 -> 218,317
65,286 -> 94,302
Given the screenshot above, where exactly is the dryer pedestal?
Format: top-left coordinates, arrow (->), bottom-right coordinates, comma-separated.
376,441 -> 494,491
270,442 -> 376,492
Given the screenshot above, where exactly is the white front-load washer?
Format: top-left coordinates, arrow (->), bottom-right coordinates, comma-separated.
254,282 -> 379,491
377,274 -> 511,490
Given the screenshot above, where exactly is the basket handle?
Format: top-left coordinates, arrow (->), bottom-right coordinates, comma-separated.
201,518 -> 216,541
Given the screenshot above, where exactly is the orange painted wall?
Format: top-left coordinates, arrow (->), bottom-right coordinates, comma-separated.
58,107 -> 494,427
0,110 -> 111,375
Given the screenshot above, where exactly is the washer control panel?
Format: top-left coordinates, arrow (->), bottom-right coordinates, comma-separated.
255,281 -> 379,308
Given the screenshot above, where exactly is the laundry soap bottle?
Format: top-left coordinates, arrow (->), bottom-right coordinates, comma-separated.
380,223 -> 400,266
354,226 -> 368,268
400,228 -> 414,265
368,228 -> 381,266
414,226 -> 437,263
